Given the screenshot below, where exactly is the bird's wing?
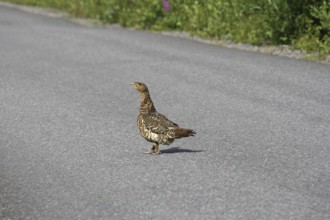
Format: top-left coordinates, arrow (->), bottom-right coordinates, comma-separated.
144,112 -> 179,134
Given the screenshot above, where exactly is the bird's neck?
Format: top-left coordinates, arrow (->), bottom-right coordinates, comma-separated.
139,92 -> 156,113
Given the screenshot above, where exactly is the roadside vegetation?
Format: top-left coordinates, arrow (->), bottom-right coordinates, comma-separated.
4,0 -> 330,61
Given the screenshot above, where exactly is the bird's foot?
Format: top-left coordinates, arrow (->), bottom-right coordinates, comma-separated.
155,150 -> 161,155
145,149 -> 154,154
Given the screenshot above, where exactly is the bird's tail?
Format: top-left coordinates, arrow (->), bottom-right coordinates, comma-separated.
174,128 -> 196,138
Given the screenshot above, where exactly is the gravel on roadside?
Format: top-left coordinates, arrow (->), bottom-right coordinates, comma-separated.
2,1 -> 329,64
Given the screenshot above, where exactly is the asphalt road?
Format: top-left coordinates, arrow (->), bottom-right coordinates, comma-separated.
1,4 -> 330,220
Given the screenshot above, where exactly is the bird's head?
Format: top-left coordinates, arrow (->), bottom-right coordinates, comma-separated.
132,82 -> 149,93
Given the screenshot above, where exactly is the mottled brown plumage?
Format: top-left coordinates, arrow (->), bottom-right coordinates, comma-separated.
132,82 -> 195,154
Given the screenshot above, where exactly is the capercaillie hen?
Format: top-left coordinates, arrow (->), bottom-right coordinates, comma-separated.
132,82 -> 195,154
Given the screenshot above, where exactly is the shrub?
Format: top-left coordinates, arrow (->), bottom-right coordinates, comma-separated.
5,0 -> 330,59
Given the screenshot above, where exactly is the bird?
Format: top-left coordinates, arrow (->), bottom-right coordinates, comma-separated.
132,82 -> 196,154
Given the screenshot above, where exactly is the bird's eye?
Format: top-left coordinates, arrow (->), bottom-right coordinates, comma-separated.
138,83 -> 141,86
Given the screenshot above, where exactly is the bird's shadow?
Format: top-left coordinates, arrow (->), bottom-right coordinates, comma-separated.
161,147 -> 204,154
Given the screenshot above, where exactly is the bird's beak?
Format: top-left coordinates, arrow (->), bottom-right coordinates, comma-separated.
131,82 -> 134,85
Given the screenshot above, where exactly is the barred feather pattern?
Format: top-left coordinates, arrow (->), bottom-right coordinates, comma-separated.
133,82 -> 195,151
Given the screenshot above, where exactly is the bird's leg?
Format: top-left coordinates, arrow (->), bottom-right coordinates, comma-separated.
146,143 -> 156,154
154,143 -> 161,155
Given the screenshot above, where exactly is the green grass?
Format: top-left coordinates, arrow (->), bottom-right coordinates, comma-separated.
3,0 -> 330,61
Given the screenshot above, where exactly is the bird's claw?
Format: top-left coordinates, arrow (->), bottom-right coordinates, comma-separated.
145,149 -> 161,155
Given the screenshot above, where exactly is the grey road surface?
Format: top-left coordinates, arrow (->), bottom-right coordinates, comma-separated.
1,4 -> 330,220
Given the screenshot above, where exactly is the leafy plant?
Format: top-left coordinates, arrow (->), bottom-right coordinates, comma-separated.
4,0 -> 329,60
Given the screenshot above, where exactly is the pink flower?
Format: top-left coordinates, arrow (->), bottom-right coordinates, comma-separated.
162,0 -> 171,11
